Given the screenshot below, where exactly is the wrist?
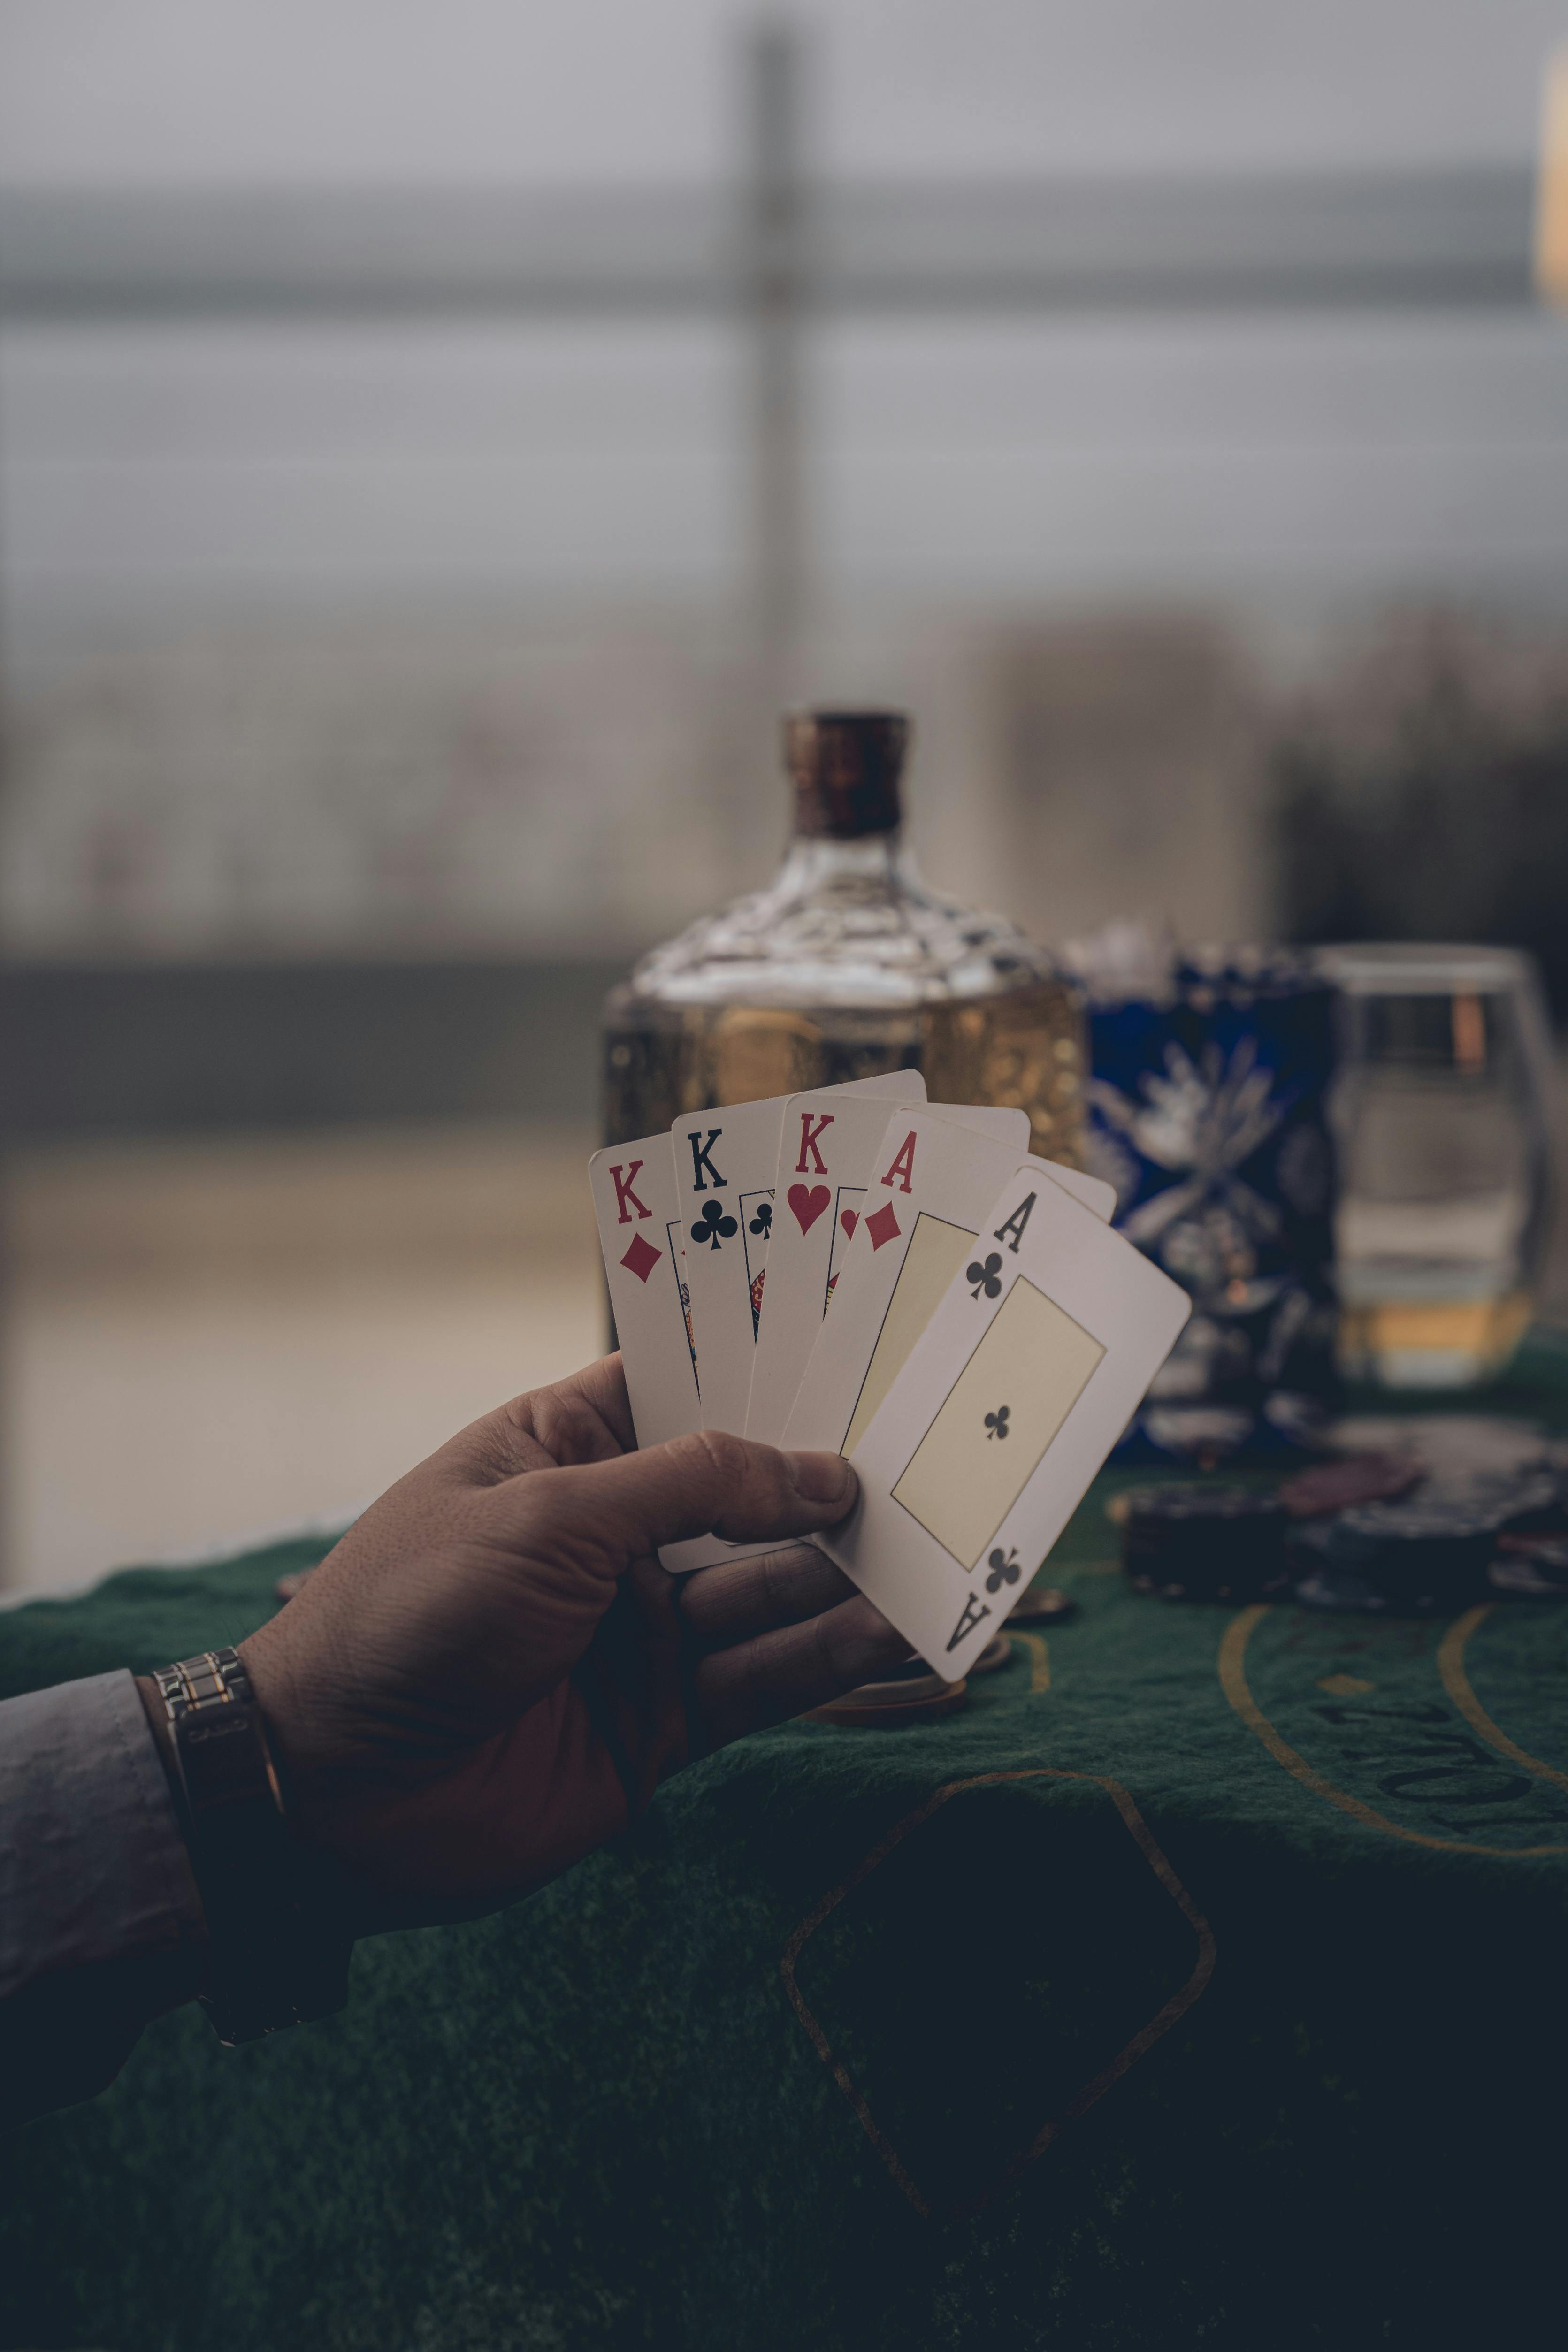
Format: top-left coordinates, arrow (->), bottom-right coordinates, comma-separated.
233,1628 -> 321,1814
146,1647 -> 353,2044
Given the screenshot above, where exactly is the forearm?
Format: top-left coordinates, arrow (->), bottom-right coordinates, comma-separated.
0,1672 -> 207,2130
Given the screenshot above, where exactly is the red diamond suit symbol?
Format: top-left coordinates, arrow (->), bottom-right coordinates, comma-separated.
620,1231 -> 663,1284
866,1202 -> 903,1251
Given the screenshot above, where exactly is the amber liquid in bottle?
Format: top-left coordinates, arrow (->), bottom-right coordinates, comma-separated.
603,710 -> 1086,1161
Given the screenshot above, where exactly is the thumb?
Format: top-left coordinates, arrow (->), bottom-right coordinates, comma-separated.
526,1430 -> 857,1564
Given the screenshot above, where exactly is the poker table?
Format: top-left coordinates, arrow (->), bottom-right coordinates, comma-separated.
4,1345 -> 1568,2352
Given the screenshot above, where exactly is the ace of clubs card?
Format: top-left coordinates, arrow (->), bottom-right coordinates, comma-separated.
819,1165 -> 1190,1680
746,1095 -> 1035,1446
780,1106 -> 1114,1459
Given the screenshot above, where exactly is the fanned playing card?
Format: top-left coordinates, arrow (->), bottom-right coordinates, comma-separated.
588,1132 -> 699,1450
819,1162 -> 1189,1679
780,1106 -> 1114,1459
745,1096 -> 1033,1447
663,1069 -> 925,1574
671,1070 -> 925,1441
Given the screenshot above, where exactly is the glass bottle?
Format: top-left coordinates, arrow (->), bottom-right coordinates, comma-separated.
603,709 -> 1086,1162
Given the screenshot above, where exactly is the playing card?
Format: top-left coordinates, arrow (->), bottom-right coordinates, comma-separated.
672,1070 -> 926,1442
661,1069 -> 926,1577
819,1164 -> 1189,1680
588,1132 -> 699,1450
745,1097 -> 1034,1447
779,1106 -> 1114,1460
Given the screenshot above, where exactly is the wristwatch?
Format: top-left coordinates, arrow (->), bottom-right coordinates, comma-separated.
153,1648 -> 352,2045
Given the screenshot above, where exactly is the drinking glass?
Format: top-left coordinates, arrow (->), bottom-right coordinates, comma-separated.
1319,943 -> 1555,1388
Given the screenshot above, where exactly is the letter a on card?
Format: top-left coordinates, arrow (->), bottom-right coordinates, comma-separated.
993,1191 -> 1036,1254
881,1130 -> 918,1194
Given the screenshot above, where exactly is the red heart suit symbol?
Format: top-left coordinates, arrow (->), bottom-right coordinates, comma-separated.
840,1209 -> 858,1239
788,1183 -> 831,1234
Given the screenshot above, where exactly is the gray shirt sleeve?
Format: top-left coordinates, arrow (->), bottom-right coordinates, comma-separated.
0,1670 -> 207,2127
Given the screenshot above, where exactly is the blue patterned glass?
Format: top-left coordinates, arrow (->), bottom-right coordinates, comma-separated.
1084,953 -> 1339,1461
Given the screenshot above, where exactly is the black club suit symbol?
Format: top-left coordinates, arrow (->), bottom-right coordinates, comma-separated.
985,1547 -> 1021,1594
749,1201 -> 773,1237
966,1252 -> 1003,1300
692,1200 -> 738,1251
984,1405 -> 1010,1441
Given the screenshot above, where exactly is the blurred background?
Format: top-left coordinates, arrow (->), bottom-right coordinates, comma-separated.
4,0 -> 1568,1590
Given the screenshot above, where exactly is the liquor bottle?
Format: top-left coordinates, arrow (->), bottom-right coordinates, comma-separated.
603,709 -> 1086,1161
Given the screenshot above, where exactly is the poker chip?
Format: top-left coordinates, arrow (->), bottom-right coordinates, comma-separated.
1009,1583 -> 1077,1624
1289,1499 -> 1495,1611
1290,1563 -> 1394,1616
1291,1564 -> 1390,1614
1491,1533 -> 1568,1598
1277,1451 -> 1423,1518
806,1672 -> 967,1727
1121,1484 -> 1291,1602
1419,1471 -> 1564,1535
1329,1414 -> 1548,1480
969,1632 -> 1013,1675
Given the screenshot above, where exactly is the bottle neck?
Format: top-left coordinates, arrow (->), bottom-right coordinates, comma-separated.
776,827 -> 919,893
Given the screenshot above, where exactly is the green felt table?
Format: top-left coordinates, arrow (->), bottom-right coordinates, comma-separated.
4,1348 -> 1568,2352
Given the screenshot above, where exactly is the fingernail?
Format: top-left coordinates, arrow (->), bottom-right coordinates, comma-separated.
787,1450 -> 856,1506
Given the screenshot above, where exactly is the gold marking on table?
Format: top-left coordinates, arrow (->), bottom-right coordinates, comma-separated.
1316,1673 -> 1375,1697
780,1767 -> 1216,2222
1437,1604 -> 1568,1794
1012,1632 -> 1051,1692
1217,1605 -> 1568,1858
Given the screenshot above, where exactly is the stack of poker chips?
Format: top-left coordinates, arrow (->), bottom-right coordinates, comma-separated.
1288,1472 -> 1562,1614
1121,1486 -> 1291,1603
1119,1445 -> 1568,1613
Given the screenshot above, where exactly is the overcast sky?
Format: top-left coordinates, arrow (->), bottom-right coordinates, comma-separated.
2,0 -> 1563,185
3,1 -> 1567,625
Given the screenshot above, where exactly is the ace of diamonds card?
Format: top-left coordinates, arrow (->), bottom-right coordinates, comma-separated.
740,1086 -> 992,1446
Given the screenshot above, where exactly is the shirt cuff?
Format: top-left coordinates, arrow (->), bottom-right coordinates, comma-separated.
0,1668 -> 205,2003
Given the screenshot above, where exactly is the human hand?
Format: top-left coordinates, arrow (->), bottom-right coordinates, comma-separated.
236,1356 -> 904,1927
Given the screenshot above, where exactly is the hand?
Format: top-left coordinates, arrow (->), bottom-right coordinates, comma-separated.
236,1356 -> 904,1928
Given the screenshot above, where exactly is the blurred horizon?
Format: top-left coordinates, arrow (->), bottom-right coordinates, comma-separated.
6,2 -> 1568,984
4,0 -> 1568,1588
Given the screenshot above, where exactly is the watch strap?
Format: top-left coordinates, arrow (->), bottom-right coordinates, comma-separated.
154,1648 -> 352,2045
